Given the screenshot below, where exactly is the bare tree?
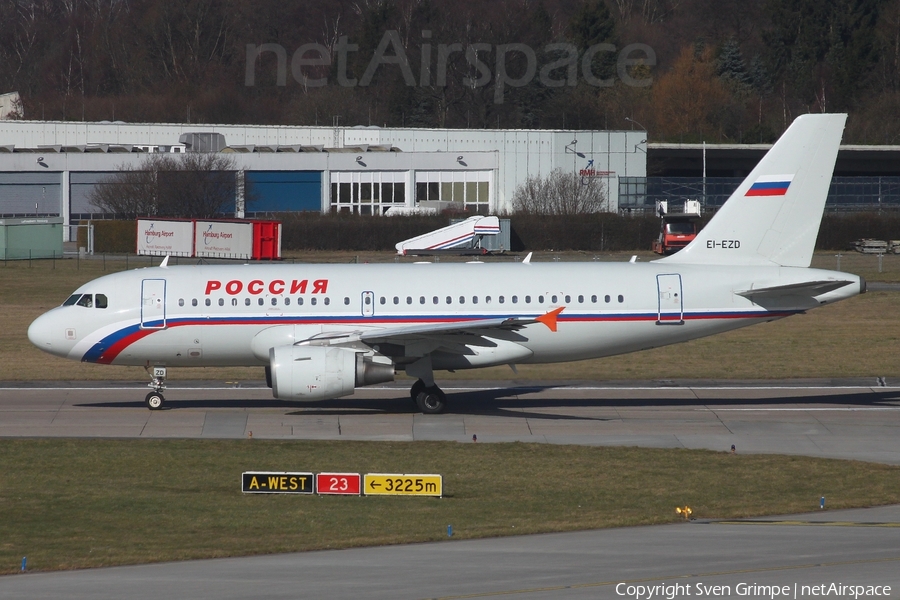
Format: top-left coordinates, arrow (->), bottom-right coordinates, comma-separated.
512,168 -> 609,215
90,152 -> 245,219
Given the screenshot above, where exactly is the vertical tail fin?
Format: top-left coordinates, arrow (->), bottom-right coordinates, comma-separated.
661,113 -> 846,267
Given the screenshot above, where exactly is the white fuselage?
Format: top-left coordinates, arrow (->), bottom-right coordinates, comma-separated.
27,260 -> 861,371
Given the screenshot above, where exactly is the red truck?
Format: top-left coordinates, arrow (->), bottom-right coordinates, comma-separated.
651,201 -> 701,255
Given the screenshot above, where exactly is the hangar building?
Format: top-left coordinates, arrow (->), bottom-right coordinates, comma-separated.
0,120 -> 647,235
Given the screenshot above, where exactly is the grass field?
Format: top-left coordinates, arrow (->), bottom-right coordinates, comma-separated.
1,254 -> 898,574
1,439 -> 899,574
1,251 -> 898,381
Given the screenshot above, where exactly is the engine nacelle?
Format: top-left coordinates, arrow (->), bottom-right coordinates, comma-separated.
269,345 -> 394,401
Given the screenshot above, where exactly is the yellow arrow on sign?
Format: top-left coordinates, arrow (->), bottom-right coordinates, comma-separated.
364,474 -> 442,497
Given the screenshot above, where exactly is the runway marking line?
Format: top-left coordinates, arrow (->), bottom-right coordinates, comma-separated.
1,385 -> 898,392
710,519 -> 900,527
427,555 -> 900,599
704,407 -> 900,411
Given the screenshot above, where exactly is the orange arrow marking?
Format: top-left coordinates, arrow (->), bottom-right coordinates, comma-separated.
535,306 -> 565,332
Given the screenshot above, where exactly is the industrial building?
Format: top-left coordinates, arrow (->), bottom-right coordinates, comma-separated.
0,120 -> 647,236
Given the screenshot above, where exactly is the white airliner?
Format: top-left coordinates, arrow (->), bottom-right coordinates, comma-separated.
28,114 -> 863,413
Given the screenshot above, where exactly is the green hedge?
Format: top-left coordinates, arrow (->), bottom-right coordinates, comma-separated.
87,212 -> 900,254
89,220 -> 137,253
816,212 -> 900,250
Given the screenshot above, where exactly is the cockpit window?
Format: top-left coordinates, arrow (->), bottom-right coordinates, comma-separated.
63,294 -> 81,306
76,295 -> 93,308
95,294 -> 108,309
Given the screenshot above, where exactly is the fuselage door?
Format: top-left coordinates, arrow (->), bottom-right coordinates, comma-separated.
141,279 -> 167,329
361,291 -> 375,317
657,273 -> 683,325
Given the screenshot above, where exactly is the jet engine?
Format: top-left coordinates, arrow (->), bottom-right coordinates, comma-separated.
269,345 -> 394,401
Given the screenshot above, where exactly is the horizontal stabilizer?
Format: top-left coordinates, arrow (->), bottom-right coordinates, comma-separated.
737,280 -> 854,301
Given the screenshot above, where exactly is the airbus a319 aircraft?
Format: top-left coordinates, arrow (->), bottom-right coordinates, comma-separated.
28,114 -> 863,413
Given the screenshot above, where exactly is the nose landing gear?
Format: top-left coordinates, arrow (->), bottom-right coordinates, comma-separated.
145,365 -> 167,410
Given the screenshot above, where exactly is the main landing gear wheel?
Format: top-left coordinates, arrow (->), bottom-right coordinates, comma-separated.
145,391 -> 165,410
415,386 -> 447,414
410,379 -> 426,401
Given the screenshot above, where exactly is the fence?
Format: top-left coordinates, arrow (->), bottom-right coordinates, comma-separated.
619,176 -> 900,213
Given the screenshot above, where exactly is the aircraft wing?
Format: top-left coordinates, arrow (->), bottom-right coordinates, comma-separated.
299,308 -> 564,359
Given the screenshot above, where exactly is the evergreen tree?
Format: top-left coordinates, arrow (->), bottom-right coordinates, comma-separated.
569,0 -> 616,49
717,38 -> 751,86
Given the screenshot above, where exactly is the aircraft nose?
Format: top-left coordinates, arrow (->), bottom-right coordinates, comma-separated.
28,312 -> 65,356
28,313 -> 52,350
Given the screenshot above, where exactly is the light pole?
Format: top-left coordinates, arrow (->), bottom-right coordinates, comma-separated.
624,116 -> 646,133
565,140 -> 586,212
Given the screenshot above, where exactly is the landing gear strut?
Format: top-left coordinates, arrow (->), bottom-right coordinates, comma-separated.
407,357 -> 446,414
145,365 -> 167,410
411,380 -> 447,414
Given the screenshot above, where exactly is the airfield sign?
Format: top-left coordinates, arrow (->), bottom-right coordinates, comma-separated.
242,471 -> 314,494
364,474 -> 442,497
316,473 -> 361,495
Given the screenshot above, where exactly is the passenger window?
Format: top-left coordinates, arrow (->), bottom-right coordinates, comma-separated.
192,298 -> 198,307
406,296 -> 412,304
324,297 -> 330,305
63,295 -> 81,306
485,296 -> 491,303
499,296 -> 505,304
512,295 -> 518,304
419,296 -> 425,304
433,296 -> 439,304
231,298 -> 237,306
472,296 -> 478,304
76,295 -> 93,308
525,295 -> 531,304
271,298 -> 277,306
551,295 -> 557,303
95,294 -> 108,309
539,295 -> 544,303
344,297 -> 350,305
446,296 -> 452,304
393,296 -> 399,305
591,295 -> 597,303
258,298 -> 264,306
245,298 -> 251,306
311,298 -> 317,306
618,295 -> 624,303
459,296 -> 465,304
217,298 -> 223,306
298,297 -> 304,305
284,298 -> 290,306
565,295 -> 571,303
206,298 -> 211,306
605,295 -> 611,303
178,299 -> 185,307
578,295 -> 584,303
380,297 -> 386,305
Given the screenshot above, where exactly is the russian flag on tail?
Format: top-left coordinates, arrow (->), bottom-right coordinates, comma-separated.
746,174 -> 794,197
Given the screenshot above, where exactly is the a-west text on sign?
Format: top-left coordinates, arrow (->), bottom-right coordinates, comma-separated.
242,471 -> 314,494
364,474 -> 442,497
316,473 -> 361,495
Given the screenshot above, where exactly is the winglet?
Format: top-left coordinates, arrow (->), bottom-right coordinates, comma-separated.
535,306 -> 565,332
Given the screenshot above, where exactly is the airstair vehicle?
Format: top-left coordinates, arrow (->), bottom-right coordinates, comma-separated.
395,215 -> 502,256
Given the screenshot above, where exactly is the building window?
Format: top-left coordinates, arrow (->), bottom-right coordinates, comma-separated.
330,172 -> 407,215
415,171 -> 491,214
